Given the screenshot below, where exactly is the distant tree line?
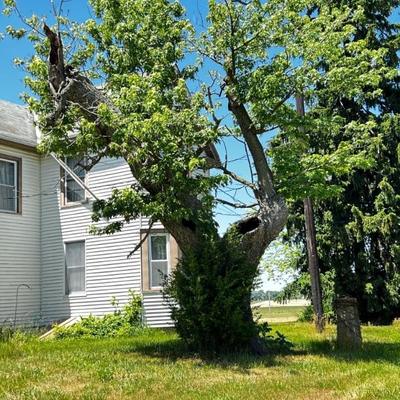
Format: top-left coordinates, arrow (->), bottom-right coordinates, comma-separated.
251,290 -> 282,302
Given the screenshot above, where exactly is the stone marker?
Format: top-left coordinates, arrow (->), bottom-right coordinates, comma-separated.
336,297 -> 362,350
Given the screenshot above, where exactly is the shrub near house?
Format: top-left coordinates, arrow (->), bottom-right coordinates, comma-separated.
53,291 -> 143,338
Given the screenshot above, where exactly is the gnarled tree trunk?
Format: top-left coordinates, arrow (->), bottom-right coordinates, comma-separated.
43,25 -> 288,354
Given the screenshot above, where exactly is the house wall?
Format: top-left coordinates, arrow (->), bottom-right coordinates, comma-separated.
0,144 -> 41,326
40,157 -> 172,327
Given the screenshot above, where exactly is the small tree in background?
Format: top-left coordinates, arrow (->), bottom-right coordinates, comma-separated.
3,0 -> 395,353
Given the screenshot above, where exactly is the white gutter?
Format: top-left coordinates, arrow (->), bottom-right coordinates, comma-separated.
50,153 -> 100,201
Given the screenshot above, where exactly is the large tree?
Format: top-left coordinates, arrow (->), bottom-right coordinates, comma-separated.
4,0 -> 393,351
281,0 -> 400,325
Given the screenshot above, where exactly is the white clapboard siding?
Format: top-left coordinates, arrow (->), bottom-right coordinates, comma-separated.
40,156 -> 173,327
143,292 -> 174,328
0,145 -> 41,326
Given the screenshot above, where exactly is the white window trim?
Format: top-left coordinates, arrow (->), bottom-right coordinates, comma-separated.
148,233 -> 170,290
0,157 -> 18,214
64,239 -> 86,297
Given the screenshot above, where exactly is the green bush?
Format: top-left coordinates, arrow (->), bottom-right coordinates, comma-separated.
164,232 -> 292,355
53,290 -> 143,339
164,234 -> 258,354
298,305 -> 314,322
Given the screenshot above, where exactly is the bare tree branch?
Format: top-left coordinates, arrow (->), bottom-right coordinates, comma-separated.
128,220 -> 155,258
216,198 -> 257,209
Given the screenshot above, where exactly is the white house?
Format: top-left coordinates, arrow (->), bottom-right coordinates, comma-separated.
0,99 -> 177,328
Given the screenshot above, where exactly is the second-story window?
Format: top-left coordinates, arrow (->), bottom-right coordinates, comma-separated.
63,157 -> 86,204
0,155 -> 20,213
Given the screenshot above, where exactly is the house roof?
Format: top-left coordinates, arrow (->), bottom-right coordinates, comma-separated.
0,100 -> 38,148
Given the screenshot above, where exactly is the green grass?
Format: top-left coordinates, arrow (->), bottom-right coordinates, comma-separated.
255,305 -> 306,320
1,322 -> 400,399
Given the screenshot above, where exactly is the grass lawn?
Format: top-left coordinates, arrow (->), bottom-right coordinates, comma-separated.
1,322 -> 400,400
255,305 -> 306,321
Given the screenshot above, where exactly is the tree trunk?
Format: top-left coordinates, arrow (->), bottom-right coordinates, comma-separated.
43,24 -> 289,355
296,95 -> 324,332
303,197 -> 325,332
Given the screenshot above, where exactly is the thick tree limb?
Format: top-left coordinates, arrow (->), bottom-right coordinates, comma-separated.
43,24 -> 287,270
227,195 -> 288,267
227,97 -> 275,199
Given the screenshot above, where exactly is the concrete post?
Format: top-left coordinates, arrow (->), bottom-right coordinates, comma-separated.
336,297 -> 362,350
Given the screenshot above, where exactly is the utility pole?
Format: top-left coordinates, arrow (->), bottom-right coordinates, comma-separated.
296,95 -> 325,333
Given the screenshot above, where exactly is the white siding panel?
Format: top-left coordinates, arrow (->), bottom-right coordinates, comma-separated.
0,145 -> 41,326
143,292 -> 174,328
40,157 -> 173,325
0,149 -> 174,328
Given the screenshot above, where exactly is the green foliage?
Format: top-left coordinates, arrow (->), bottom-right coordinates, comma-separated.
3,0 -> 398,350
283,0 -> 400,324
0,325 -> 15,342
164,231 -> 292,354
164,232 -> 258,354
53,291 -> 143,339
261,235 -> 302,285
2,0 -> 394,234
298,306 -> 314,323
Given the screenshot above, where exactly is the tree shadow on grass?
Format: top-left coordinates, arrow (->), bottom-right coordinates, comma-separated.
116,331 -> 400,371
117,336 -> 285,373
301,339 -> 400,365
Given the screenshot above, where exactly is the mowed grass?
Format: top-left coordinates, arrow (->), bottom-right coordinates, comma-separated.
1,322 -> 400,400
255,305 -> 306,320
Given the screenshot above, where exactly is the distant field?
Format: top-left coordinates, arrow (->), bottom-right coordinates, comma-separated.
254,305 -> 306,322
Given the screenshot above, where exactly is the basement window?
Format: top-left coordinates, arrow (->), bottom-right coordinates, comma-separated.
65,241 -> 86,295
0,155 -> 21,214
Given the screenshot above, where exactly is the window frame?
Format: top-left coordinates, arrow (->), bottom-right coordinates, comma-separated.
148,233 -> 170,291
60,157 -> 88,207
0,153 -> 22,214
64,240 -> 86,297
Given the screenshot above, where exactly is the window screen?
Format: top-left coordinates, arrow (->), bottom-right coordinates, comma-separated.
65,158 -> 86,203
65,241 -> 85,294
0,158 -> 17,212
149,235 -> 169,289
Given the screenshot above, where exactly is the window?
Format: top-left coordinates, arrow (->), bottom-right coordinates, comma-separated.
65,241 -> 85,295
0,155 -> 20,213
62,157 -> 86,204
141,230 -> 179,292
149,234 -> 169,289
